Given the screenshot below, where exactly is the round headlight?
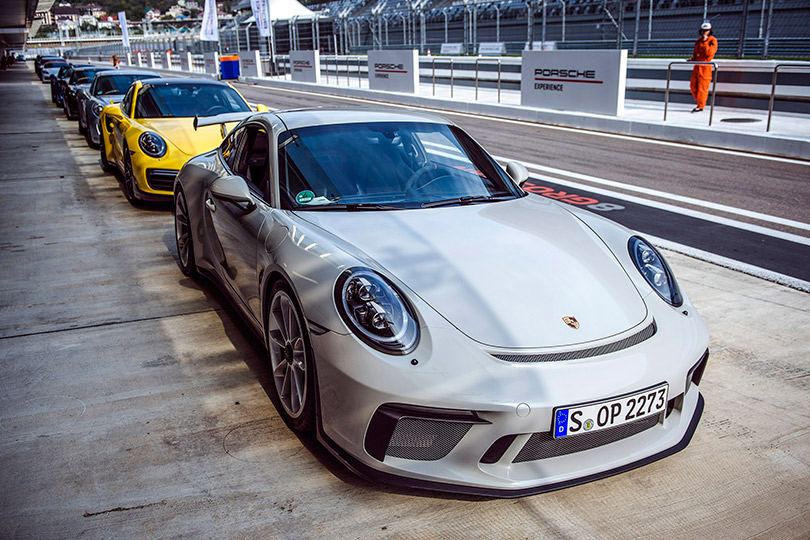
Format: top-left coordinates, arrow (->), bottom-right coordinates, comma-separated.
92,102 -> 103,115
138,131 -> 167,158
628,236 -> 683,307
335,268 -> 419,355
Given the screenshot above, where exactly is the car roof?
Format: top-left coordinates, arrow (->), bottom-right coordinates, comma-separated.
73,66 -> 113,73
95,69 -> 160,78
271,107 -> 449,130
140,77 -> 232,87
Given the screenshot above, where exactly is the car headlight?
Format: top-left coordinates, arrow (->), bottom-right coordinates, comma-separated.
138,131 -> 167,158
335,268 -> 419,355
92,102 -> 103,115
628,236 -> 683,307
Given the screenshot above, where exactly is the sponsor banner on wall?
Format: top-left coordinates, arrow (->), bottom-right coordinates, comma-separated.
239,50 -> 262,78
368,50 -> 419,94
524,41 -> 557,51
250,0 -> 273,38
290,50 -> 320,84
440,43 -> 463,55
478,42 -> 506,56
521,49 -> 627,116
204,51 -> 219,75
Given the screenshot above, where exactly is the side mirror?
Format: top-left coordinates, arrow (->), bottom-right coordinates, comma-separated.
255,104 -> 270,112
506,161 -> 529,187
211,175 -> 256,210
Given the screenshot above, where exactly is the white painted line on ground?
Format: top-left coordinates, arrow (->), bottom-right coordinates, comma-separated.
239,83 -> 810,166
492,155 -> 810,233
524,170 -> 810,247
651,235 -> 810,293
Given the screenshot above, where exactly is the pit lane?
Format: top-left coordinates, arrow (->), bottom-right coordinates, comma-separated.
1,63 -> 808,539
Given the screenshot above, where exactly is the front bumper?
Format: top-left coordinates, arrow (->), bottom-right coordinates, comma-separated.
310,306 -> 709,495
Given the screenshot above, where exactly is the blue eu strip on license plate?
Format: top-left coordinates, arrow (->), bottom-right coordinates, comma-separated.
554,409 -> 569,437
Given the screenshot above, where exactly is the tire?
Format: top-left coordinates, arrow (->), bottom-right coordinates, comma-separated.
99,130 -> 113,172
266,282 -> 316,432
85,120 -> 98,148
173,188 -> 198,278
121,143 -> 140,206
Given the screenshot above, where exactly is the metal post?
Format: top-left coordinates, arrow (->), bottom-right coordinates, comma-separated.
758,0 -> 765,39
762,0 -> 773,59
495,4 -> 500,42
767,66 -> 778,131
496,59 -> 502,102
325,55 -> 329,84
663,64 -> 672,121
443,10 -> 448,43
542,0 -> 546,44
450,58 -> 454,98
633,0 -> 641,57
648,0 -> 653,40
527,1 -> 534,49
357,56 -> 361,87
432,57 -> 436,95
475,58 -> 479,100
703,0 -> 708,20
664,61 -> 717,126
736,0 -> 750,59
617,0 -> 625,49
561,0 -> 566,42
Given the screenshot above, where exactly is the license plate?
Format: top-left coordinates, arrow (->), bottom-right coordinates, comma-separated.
552,383 -> 668,438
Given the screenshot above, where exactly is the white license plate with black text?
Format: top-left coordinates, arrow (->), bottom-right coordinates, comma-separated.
552,383 -> 668,438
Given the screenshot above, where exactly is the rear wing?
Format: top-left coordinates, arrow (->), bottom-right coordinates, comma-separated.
193,112 -> 255,131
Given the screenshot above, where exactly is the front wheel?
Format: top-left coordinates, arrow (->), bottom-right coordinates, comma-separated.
99,130 -> 113,171
121,143 -> 140,206
173,188 -> 198,277
266,282 -> 316,432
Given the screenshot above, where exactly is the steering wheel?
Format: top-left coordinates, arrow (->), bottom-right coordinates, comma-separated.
403,163 -> 458,192
203,105 -> 229,116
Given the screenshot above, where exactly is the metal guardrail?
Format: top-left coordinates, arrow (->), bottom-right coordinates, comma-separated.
663,61 -> 718,127
768,64 -> 810,132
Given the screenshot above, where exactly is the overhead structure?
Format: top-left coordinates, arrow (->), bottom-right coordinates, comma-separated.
1,0 -> 42,51
240,0 -> 315,21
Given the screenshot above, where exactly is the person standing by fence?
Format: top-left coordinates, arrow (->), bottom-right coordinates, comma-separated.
689,22 -> 718,113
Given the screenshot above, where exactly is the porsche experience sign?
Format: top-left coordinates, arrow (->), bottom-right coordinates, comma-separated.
290,50 -> 321,84
521,50 -> 627,116
368,50 -> 420,94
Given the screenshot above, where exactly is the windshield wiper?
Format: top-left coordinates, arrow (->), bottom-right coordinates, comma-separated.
420,194 -> 513,209
299,202 -> 402,211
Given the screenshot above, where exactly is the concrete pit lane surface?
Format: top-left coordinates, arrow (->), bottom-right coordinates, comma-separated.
1,63 -> 809,539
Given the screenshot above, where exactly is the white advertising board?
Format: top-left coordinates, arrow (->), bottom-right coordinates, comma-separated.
440,43 -> 463,55
368,50 -> 419,94
162,51 -> 172,70
180,52 -> 192,72
290,50 -> 321,84
524,41 -> 557,51
148,52 -> 157,69
135,52 -> 143,67
521,49 -> 627,116
478,42 -> 506,56
239,50 -> 262,78
203,51 -> 219,76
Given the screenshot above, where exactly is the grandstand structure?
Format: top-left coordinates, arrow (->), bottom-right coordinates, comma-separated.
263,0 -> 810,57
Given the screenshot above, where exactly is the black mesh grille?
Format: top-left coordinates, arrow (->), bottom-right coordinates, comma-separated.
513,413 -> 660,463
145,169 -> 178,192
385,418 -> 472,461
492,321 -> 657,363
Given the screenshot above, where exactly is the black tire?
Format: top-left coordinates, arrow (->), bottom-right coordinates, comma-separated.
50,84 -> 56,103
121,143 -> 140,206
85,121 -> 98,149
266,281 -> 316,433
78,108 -> 86,133
173,188 -> 198,278
99,130 -> 113,172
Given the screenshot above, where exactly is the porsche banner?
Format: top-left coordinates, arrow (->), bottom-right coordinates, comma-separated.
118,11 -> 130,49
250,0 -> 273,38
200,0 -> 220,42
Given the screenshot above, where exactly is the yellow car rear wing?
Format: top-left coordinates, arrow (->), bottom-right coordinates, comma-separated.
193,112 -> 255,131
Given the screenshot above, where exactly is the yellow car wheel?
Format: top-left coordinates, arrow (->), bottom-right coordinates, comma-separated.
121,143 -> 140,207
99,132 -> 113,173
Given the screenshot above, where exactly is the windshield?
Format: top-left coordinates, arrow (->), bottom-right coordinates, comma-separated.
134,83 -> 250,118
94,74 -> 145,95
278,121 -> 522,210
44,61 -> 67,69
72,69 -> 105,85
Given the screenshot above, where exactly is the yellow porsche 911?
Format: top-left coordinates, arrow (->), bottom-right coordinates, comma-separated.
99,77 -> 266,204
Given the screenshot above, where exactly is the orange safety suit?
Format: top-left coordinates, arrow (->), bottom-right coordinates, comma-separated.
690,35 -> 718,109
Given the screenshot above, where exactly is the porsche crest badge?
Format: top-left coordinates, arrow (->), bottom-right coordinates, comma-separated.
562,316 -> 580,329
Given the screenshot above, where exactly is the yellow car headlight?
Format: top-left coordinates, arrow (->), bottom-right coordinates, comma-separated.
138,131 -> 167,158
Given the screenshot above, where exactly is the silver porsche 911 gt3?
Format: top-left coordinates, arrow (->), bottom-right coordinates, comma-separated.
173,107 -> 709,497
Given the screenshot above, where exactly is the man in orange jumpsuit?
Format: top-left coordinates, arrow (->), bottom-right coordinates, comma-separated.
689,22 -> 718,112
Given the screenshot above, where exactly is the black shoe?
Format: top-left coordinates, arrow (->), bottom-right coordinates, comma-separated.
691,107 -> 704,113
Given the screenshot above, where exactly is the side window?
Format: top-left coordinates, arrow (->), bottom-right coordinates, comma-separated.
120,86 -> 135,117
232,125 -> 270,197
220,127 -> 247,171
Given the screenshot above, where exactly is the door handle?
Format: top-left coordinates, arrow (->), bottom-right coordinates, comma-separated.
205,198 -> 216,212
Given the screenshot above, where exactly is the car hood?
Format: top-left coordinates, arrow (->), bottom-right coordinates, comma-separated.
138,117 -> 235,157
92,93 -> 125,105
296,196 -> 648,349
